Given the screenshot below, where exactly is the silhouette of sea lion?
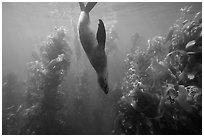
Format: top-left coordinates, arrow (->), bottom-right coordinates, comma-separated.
77,2 -> 109,94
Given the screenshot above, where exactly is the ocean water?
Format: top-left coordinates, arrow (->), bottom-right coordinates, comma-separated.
2,2 -> 202,135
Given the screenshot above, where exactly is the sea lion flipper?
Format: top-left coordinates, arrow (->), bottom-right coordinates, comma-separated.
85,2 -> 97,13
79,2 -> 85,11
97,19 -> 106,49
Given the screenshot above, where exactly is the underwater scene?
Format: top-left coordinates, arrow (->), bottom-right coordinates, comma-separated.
2,2 -> 202,135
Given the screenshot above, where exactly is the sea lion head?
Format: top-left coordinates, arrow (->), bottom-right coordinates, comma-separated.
97,68 -> 109,94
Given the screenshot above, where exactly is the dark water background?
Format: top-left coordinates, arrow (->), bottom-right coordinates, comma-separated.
2,2 -> 202,135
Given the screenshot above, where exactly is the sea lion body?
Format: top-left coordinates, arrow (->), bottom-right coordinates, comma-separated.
77,2 -> 109,94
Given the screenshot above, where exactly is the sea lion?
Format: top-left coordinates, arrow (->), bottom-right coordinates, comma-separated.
77,2 -> 109,94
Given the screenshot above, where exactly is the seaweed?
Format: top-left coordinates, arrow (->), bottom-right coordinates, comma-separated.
20,27 -> 72,134
2,73 -> 26,134
114,6 -> 202,135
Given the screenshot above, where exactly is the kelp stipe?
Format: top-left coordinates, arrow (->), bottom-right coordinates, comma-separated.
113,6 -> 202,135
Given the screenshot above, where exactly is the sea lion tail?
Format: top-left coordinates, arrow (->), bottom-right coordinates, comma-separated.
85,2 -> 97,13
79,2 -> 97,13
79,2 -> 85,11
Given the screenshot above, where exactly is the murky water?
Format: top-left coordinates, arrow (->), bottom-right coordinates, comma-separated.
3,2 -> 201,79
2,2 -> 202,135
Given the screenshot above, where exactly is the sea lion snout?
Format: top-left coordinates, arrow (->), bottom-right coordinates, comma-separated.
97,70 -> 109,94
98,76 -> 109,94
